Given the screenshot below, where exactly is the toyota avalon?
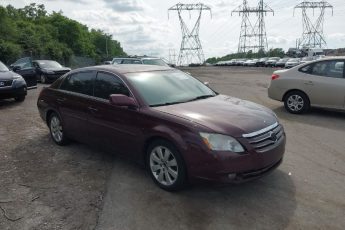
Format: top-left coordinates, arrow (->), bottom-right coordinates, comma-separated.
37,65 -> 286,191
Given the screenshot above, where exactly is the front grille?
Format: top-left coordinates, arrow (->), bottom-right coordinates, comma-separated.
54,70 -> 69,75
0,80 -> 13,87
243,123 -> 284,153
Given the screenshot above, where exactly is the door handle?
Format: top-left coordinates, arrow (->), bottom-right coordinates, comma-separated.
88,106 -> 98,113
304,81 -> 314,85
56,98 -> 66,103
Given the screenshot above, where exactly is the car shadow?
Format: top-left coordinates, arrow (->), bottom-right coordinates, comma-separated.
98,155 -> 296,230
0,99 -> 20,108
273,106 -> 345,132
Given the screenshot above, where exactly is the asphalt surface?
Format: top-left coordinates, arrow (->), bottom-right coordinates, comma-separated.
1,66 -> 344,230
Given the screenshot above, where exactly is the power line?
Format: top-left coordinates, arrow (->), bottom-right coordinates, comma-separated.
294,0 -> 334,49
232,0 -> 274,54
168,3 -> 212,66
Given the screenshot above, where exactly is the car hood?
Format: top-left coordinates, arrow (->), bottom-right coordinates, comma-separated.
153,95 -> 277,137
0,71 -> 19,80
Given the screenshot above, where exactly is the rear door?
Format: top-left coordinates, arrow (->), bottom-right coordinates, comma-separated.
300,60 -> 345,109
57,71 -> 96,142
87,71 -> 143,159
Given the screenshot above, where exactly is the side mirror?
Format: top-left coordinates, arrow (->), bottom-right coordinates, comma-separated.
109,94 -> 137,108
12,66 -> 21,72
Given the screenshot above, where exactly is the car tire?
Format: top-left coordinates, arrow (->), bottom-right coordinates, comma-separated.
146,140 -> 187,192
14,96 -> 25,102
284,91 -> 310,114
40,74 -> 47,84
49,112 -> 69,145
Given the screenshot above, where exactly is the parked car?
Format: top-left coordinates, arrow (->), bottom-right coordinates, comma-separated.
236,59 -> 247,66
10,57 -> 37,88
275,58 -> 290,68
256,57 -> 269,67
285,58 -> 301,69
268,57 -> 345,114
37,64 -> 286,191
299,56 -> 315,64
0,61 -> 27,102
112,57 -> 169,67
246,59 -> 259,67
265,57 -> 280,67
32,60 -> 71,83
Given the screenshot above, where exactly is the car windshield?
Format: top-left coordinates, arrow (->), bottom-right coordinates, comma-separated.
37,61 -> 62,68
126,70 -> 216,107
0,61 -> 9,71
142,59 -> 168,66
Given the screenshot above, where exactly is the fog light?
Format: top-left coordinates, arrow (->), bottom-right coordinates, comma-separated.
228,173 -> 236,180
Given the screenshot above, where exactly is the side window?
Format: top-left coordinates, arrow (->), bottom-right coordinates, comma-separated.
327,61 -> 344,78
94,72 -> 130,100
311,61 -> 344,78
299,64 -> 312,74
60,71 -> 94,95
22,62 -> 33,69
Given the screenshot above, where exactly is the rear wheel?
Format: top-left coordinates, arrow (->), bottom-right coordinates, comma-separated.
284,91 -> 310,114
147,140 -> 187,191
49,112 -> 69,145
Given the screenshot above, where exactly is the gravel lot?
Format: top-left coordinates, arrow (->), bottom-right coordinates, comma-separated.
1,66 -> 344,230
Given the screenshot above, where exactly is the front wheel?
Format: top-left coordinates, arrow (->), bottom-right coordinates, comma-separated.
15,96 -> 25,102
147,140 -> 187,191
40,74 -> 47,84
284,91 -> 310,114
49,112 -> 69,145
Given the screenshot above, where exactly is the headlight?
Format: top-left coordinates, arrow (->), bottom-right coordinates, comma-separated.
200,133 -> 245,153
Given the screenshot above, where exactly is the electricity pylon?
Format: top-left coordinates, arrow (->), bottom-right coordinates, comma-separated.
294,1 -> 333,49
232,0 -> 274,54
168,3 -> 211,66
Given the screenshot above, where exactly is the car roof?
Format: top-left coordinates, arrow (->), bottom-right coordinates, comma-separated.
73,64 -> 173,75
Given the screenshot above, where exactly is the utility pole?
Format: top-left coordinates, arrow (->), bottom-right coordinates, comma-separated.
294,0 -> 333,49
168,3 -> 212,66
232,0 -> 274,54
168,49 -> 177,66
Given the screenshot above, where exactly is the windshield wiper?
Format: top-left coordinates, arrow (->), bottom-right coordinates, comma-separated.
150,101 -> 186,107
186,94 -> 215,102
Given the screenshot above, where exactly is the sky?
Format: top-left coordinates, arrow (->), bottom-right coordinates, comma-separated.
1,0 -> 345,60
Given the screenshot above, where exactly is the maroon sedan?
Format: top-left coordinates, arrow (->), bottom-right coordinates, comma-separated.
37,65 -> 285,191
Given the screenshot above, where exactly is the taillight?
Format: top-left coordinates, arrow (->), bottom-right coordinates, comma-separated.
271,74 -> 280,80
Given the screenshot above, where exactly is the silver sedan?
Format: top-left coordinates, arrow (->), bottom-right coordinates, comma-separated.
268,57 -> 345,114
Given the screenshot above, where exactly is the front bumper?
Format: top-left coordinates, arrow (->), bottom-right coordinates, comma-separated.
0,86 -> 27,99
186,129 -> 286,184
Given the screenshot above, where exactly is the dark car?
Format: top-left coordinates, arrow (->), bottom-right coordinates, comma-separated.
37,65 -> 286,191
10,57 -> 37,88
275,58 -> 290,68
256,57 -> 269,67
32,60 -> 71,83
0,61 -> 27,102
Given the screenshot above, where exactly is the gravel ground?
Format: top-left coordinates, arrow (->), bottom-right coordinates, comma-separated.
0,87 -> 113,230
1,66 -> 345,230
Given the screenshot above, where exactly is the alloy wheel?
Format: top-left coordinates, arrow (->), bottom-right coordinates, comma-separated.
287,94 -> 304,112
50,116 -> 63,142
149,146 -> 178,186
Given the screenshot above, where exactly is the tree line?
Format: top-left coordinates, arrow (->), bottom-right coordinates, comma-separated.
0,3 -> 126,65
206,48 -> 285,64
